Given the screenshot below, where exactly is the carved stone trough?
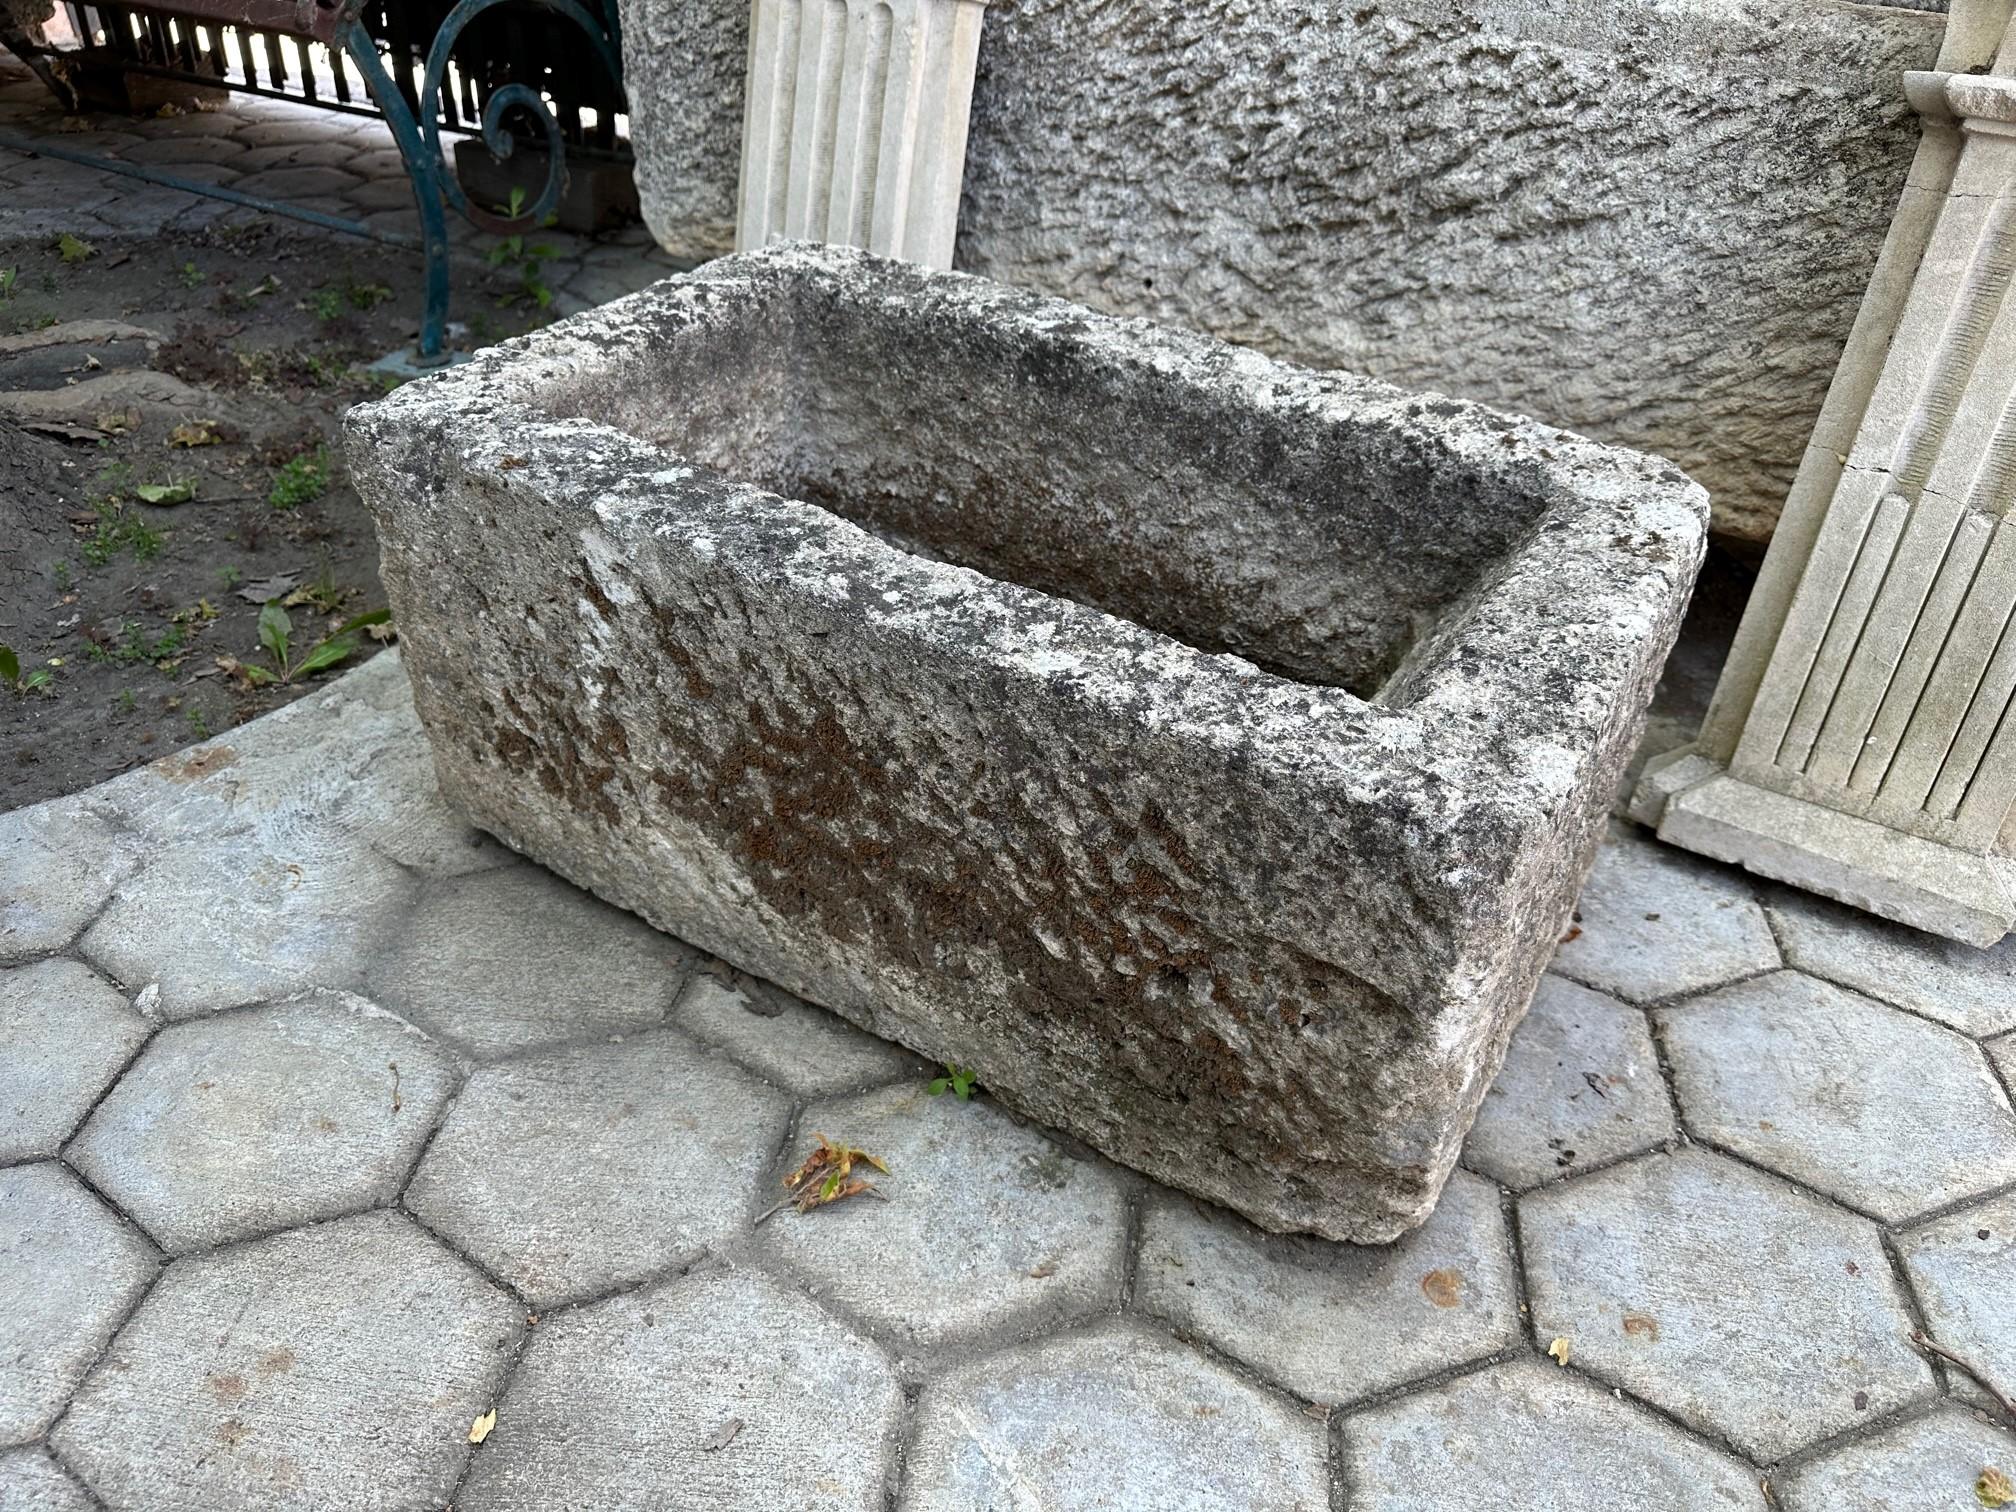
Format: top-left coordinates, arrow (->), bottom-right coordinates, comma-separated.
345,243 -> 1706,1241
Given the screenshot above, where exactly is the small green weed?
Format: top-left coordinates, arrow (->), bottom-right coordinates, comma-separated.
180,261 -> 206,288
80,504 -> 165,567
116,688 -> 137,711
186,705 -> 211,740
0,267 -> 16,300
230,602 -> 387,686
269,448 -> 330,510
219,564 -> 242,590
489,188 -> 558,313
55,232 -> 94,265
0,645 -> 53,696
87,620 -> 186,670
927,1064 -> 979,1102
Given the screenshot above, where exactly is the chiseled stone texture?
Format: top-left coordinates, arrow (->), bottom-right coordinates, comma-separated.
1462,974 -> 1673,1188
1778,1406 -> 2016,1511
364,865 -> 691,1059
0,959 -> 148,1161
1994,1032 -> 2015,1091
1768,889 -> 2016,1037
405,1031 -> 788,1307
347,242 -> 1705,1243
0,1448 -> 94,1512
0,795 -> 144,960
1658,972 -> 2016,1224
1552,829 -> 1778,1004
459,1266 -> 901,1511
0,1163 -> 157,1446
620,0 -> 1942,543
1899,1192 -> 2016,1412
1520,1148 -> 1932,1461
903,1318 -> 1329,1511
760,1083 -> 1127,1356
672,970 -> 922,1096
53,1212 -> 522,1512
66,992 -> 459,1252
1340,1360 -> 1761,1510
1135,1171 -> 1520,1405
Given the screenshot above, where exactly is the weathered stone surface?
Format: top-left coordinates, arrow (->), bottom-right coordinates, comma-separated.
364,865 -> 690,1058
347,242 -> 1705,1241
1899,1192 -> 2016,1412
0,1448 -> 94,1512
1520,1148 -> 1932,1461
672,970 -> 921,1095
620,0 -> 1943,543
758,1082 -> 1127,1355
904,1318 -> 1329,1511
1340,1360 -> 1761,1510
459,1266 -> 901,1510
1778,1405 -> 2016,1512
405,1031 -> 787,1307
1994,1031 -> 2016,1090
1552,828 -> 1778,1004
1136,1170 -> 1518,1405
1463,974 -> 1672,1187
0,959 -> 148,1161
1659,972 -> 2016,1224
66,992 -> 459,1251
53,1212 -> 521,1512
0,1162 -> 157,1445
1768,889 -> 2016,1037
0,794 -> 144,960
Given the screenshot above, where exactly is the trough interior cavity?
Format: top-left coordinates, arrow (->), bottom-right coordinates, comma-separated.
585,286 -> 1553,700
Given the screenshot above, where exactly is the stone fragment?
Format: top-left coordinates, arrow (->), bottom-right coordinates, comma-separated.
1519,1148 -> 1932,1461
364,865 -> 690,1058
66,992 -> 459,1251
53,1212 -> 520,1512
1658,971 -> 2016,1223
1768,889 -> 2016,1037
0,959 -> 148,1161
903,1318 -> 1329,1511
1135,1170 -> 1519,1404
0,795 -> 144,960
0,1448 -> 94,1512
405,1031 -> 786,1306
1899,1192 -> 2016,1412
458,1266 -> 900,1510
757,1082 -> 1128,1355
1463,974 -> 1672,1187
348,242 -> 1705,1241
1340,1360 -> 1761,1511
0,1163 -> 157,1444
671,971 -> 921,1095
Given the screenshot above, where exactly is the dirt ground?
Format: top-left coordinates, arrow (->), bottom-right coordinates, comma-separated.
0,216 -> 550,810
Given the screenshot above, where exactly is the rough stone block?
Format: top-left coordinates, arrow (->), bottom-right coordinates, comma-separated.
346,243 -> 1705,1241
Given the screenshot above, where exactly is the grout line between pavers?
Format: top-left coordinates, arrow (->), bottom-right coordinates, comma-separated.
1876,1226 -> 1952,1398
39,1436 -> 111,1512
884,1381 -> 922,1512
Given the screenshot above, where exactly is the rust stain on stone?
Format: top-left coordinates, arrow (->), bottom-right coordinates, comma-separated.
1420,1268 -> 1465,1308
160,744 -> 237,783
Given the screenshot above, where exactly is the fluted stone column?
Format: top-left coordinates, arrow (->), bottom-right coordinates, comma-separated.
1635,0 -> 2016,945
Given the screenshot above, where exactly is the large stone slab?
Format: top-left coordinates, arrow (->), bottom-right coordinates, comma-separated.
347,243 -> 1704,1241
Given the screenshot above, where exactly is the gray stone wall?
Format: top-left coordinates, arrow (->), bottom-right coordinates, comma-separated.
619,0 -> 1947,543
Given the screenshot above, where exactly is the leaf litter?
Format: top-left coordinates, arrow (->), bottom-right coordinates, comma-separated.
756,1133 -> 890,1223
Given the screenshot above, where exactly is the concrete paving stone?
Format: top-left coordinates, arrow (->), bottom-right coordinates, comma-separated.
1768,889 -> 2016,1037
229,140 -> 360,173
1993,1032 -> 2015,1092
1552,829 -> 1778,1004
1463,974 -> 1674,1187
672,971 -> 923,1096
0,959 -> 149,1162
903,1317 -> 1330,1511
216,117 -> 334,149
126,109 -> 242,137
459,1265 -> 901,1511
230,165 -> 362,199
759,1083 -> 1130,1357
0,1163 -> 157,1445
113,135 -> 247,165
1658,971 -> 2016,1224
1135,1170 -> 1521,1405
67,991 -> 459,1252
342,175 -> 423,213
1777,1404 -> 2016,1511
1341,1359 -> 1762,1511
0,794 -> 146,959
1899,1191 -> 2016,1414
405,1031 -> 788,1307
0,1447 -> 95,1512
363,863 -> 690,1057
52,1211 -> 521,1512
1520,1147 -> 1932,1462
149,160 -> 244,189
561,263 -> 663,307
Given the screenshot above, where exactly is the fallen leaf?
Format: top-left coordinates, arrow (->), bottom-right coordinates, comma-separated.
776,1132 -> 891,1215
168,419 -> 224,447
1559,925 -> 1583,945
1980,1467 -> 2014,1509
134,481 -> 196,505
23,418 -> 103,443
704,1417 -> 743,1452
1547,1337 -> 1571,1366
1420,1269 -> 1464,1309
469,1409 -> 496,1444
236,571 -> 299,604
364,621 -> 398,643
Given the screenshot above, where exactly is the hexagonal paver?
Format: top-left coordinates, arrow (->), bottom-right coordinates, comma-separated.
1777,1404 -> 2016,1511
52,1211 -> 521,1512
1519,1148 -> 1932,1462
904,1318 -> 1329,1511
1658,972 -> 2016,1224
0,1163 -> 157,1445
1,959 -> 148,1161
1464,975 -> 1673,1187
1552,829 -> 1777,1004
1900,1192 -> 2016,1412
1991,1032 -> 2014,1091
672,971 -> 921,1096
1341,1360 -> 1760,1510
65,991 -> 457,1252
460,1266 -> 901,1510
1136,1170 -> 1520,1405
758,1083 -> 1128,1356
0,796 -> 144,960
405,1030 -> 787,1307
0,1447 -> 94,1512
1769,889 -> 2016,1037
363,866 -> 690,1058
